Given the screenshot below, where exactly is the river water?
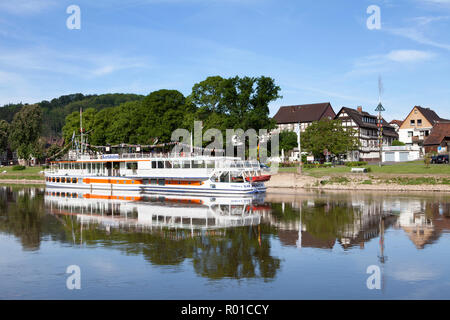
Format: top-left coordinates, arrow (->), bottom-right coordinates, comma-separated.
0,186 -> 449,299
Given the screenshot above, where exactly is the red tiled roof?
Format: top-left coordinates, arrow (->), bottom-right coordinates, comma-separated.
273,102 -> 335,124
390,120 -> 403,127
424,122 -> 450,146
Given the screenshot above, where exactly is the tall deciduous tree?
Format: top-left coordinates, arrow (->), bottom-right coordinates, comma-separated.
301,120 -> 360,158
0,120 -> 9,153
62,108 -> 97,144
137,89 -> 191,143
279,130 -> 298,152
9,104 -> 42,162
187,75 -> 281,133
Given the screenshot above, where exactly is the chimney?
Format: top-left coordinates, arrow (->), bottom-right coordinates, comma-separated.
357,106 -> 363,113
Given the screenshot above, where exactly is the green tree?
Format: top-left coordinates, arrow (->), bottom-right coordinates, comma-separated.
62,108 -> 97,144
392,140 -> 405,146
9,104 -> 43,162
279,130 -> 298,153
46,144 -> 62,159
301,119 -> 360,159
137,89 -> 191,143
0,120 -> 10,153
187,75 -> 281,134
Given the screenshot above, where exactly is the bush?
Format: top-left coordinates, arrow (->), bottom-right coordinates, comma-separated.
345,161 -> 368,167
303,163 -> 333,169
12,165 -> 26,171
280,162 -> 300,168
392,140 -> 405,146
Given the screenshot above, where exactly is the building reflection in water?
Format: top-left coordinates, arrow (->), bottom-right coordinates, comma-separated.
394,199 -> 450,249
264,192 -> 450,251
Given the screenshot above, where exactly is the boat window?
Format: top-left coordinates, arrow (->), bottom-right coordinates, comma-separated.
219,205 -> 230,214
164,161 -> 172,169
126,162 -> 138,170
231,172 -> 244,183
157,161 -> 164,168
152,161 -> 157,169
150,178 -> 157,185
158,179 -> 165,186
173,161 -> 181,168
56,177 -> 60,183
206,160 -> 215,168
72,178 -> 77,183
192,160 -> 205,168
182,161 -> 190,168
220,172 -> 230,183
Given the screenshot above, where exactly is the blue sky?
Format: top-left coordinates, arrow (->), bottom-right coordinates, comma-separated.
0,0 -> 449,121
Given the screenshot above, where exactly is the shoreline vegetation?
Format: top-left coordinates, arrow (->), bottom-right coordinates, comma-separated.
2,162 -> 450,192
267,163 -> 450,192
270,161 -> 450,192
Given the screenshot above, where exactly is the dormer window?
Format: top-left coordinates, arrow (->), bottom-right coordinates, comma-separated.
410,120 -> 415,126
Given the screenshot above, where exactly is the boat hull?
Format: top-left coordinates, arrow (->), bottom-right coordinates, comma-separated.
44,175 -> 265,195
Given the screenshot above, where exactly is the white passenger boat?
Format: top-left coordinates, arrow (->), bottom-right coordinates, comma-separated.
45,152 -> 270,195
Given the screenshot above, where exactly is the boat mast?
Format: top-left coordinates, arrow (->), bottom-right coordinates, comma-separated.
80,107 -> 83,155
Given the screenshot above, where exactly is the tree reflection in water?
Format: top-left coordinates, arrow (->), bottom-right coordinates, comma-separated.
0,187 -> 46,251
1,187 -> 450,282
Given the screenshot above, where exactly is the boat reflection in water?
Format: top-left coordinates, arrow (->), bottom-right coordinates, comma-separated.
44,188 -> 268,237
43,188 -> 279,280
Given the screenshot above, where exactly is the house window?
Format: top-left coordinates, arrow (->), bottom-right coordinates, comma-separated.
417,119 -> 422,126
410,120 -> 415,126
408,131 -> 413,137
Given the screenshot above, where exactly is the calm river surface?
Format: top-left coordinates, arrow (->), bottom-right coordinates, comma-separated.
1,186 -> 449,300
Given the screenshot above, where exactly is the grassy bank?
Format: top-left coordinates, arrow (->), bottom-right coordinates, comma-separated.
278,162 -> 450,177
0,166 -> 45,181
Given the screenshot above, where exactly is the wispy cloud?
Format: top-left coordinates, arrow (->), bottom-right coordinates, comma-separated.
0,47 -> 153,78
418,0 -> 450,6
385,49 -> 436,62
346,49 -> 435,77
409,15 -> 449,25
387,27 -> 450,51
0,0 -> 57,15
385,10 -> 450,51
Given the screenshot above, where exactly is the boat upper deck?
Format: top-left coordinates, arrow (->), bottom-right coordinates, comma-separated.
47,152 -> 264,177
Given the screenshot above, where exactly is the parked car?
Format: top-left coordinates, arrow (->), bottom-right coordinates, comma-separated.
436,154 -> 449,164
432,154 -> 449,164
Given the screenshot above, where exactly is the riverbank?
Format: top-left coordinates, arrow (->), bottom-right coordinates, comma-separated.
0,179 -> 45,185
266,172 -> 450,192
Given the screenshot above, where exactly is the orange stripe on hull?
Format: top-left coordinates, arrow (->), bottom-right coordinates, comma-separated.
84,178 -> 142,185
83,194 -> 142,201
